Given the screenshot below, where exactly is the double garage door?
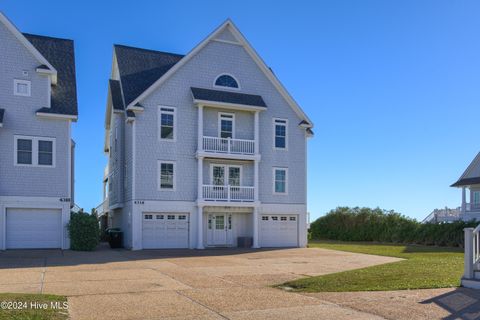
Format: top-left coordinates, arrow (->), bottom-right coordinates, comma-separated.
260,214 -> 298,247
6,208 -> 62,249
142,213 -> 189,249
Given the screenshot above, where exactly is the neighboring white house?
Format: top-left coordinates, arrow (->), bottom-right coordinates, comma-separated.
99,19 -> 313,250
451,152 -> 480,222
0,12 -> 78,249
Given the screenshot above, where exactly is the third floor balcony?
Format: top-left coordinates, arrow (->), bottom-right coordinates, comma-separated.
192,87 -> 265,160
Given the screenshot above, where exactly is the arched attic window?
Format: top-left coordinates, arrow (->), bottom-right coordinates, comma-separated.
214,74 -> 239,89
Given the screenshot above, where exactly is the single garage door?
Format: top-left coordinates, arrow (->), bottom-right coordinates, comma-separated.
142,213 -> 189,249
6,208 -> 62,249
260,214 -> 298,247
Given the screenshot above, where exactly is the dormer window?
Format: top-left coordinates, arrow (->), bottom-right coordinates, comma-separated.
214,74 -> 239,89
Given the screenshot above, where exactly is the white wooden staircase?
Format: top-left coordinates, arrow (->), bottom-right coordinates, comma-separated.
462,225 -> 480,289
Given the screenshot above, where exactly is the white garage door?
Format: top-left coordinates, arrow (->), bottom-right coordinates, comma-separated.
6,208 -> 62,249
142,213 -> 189,249
260,215 -> 298,247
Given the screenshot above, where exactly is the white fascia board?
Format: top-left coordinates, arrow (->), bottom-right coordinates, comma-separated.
226,22 -> 313,128
460,152 -> 480,180
126,19 -> 234,109
126,105 -> 144,112
36,112 -> 77,121
126,18 -> 313,129
0,12 -> 57,77
194,100 -> 267,112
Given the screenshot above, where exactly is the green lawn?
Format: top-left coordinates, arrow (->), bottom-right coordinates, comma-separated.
0,293 -> 68,320
282,241 -> 464,292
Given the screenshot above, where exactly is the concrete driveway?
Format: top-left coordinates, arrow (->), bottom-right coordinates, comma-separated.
0,245 -> 402,319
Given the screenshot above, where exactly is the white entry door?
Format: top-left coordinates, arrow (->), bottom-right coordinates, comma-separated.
142,213 -> 189,249
6,208 -> 62,249
260,215 -> 298,247
207,213 -> 233,246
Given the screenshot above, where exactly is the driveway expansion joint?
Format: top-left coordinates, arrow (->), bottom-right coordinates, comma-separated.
175,290 -> 231,320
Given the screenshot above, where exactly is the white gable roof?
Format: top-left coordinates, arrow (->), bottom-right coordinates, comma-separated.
0,12 -> 57,75
127,19 -> 313,128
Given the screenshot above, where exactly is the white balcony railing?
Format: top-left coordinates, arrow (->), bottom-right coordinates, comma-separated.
202,136 -> 255,155
202,185 -> 254,202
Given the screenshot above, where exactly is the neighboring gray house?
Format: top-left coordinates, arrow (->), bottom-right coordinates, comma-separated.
99,20 -> 313,250
451,152 -> 480,221
0,12 -> 77,249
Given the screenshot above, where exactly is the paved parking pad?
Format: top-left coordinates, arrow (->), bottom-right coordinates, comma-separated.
0,246 -> 406,319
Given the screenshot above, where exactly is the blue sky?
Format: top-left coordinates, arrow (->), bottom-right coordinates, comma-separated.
2,1 -> 479,221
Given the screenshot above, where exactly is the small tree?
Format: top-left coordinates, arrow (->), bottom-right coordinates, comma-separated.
68,210 -> 100,251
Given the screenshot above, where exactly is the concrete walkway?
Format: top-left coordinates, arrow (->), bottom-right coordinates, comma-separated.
1,245 -> 465,319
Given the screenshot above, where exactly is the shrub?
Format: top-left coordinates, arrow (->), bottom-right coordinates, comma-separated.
67,210 -> 100,251
310,207 -> 476,247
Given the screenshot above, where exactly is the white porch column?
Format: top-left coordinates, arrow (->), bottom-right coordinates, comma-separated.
464,228 -> 474,279
254,111 -> 259,154
198,156 -> 203,201
462,187 -> 467,215
254,160 -> 259,202
197,206 -> 204,249
198,105 -> 204,152
252,206 -> 259,248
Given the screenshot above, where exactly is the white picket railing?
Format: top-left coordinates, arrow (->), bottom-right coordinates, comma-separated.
202,185 -> 254,202
202,136 -> 255,155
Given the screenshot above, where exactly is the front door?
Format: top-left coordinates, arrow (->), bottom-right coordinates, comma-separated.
207,213 -> 233,246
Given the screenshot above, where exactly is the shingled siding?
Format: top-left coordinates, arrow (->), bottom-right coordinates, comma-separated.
203,106 -> 254,140
134,33 -> 306,204
0,21 -> 69,197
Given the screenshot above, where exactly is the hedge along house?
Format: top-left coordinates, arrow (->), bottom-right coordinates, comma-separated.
0,12 -> 78,249
451,152 -> 480,221
97,19 -> 313,250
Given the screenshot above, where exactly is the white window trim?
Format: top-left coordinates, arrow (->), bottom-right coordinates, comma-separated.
209,164 -> 243,186
218,112 -> 235,139
213,73 -> 241,91
273,118 -> 288,150
13,79 -> 31,97
273,167 -> 288,195
158,160 -> 176,191
14,135 -> 56,168
158,106 -> 177,142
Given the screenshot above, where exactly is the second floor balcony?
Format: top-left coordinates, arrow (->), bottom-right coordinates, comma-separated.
202,184 -> 255,202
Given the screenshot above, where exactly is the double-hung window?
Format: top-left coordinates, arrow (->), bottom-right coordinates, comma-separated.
14,136 -> 55,167
219,113 -> 234,139
274,119 -> 287,149
273,167 -> 288,194
159,107 -> 176,140
38,140 -> 53,165
159,161 -> 175,190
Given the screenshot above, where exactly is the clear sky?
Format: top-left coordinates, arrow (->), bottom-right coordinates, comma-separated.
2,1 -> 479,221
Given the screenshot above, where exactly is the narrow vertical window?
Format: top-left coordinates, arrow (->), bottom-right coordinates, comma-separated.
159,107 -> 175,140
159,161 -> 175,190
17,139 -> 32,164
38,140 -> 53,166
274,168 -> 287,194
274,119 -> 287,149
219,113 -> 234,138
